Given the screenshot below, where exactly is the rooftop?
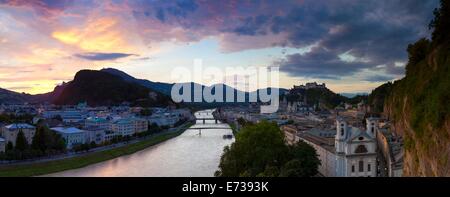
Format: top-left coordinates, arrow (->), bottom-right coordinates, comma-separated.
51,127 -> 85,134
86,117 -> 108,123
299,133 -> 335,153
4,123 -> 35,129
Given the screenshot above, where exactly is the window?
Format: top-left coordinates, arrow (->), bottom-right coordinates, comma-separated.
368,164 -> 371,172
371,127 -> 374,134
340,128 -> 344,136
355,145 -> 368,153
359,161 -> 364,172
351,165 -> 355,172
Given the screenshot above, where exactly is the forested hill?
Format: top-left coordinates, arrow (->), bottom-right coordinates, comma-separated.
53,70 -> 174,107
285,87 -> 366,110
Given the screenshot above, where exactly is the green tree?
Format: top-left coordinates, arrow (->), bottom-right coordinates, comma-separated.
53,115 -> 63,122
90,141 -> 97,149
140,108 -> 152,116
31,126 -> 66,153
149,123 -> 161,133
216,121 -> 320,177
15,130 -> 29,151
6,142 -> 13,152
237,117 -> 253,127
32,126 -> 49,151
406,38 -> 431,72
429,0 -> 450,44
280,142 -> 320,177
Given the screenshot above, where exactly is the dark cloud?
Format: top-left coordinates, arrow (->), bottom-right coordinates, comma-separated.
130,0 -> 438,81
132,0 -> 198,22
278,47 -> 372,79
74,53 -> 136,61
232,15 -> 271,36
271,0 -> 439,79
155,8 -> 166,22
364,75 -> 396,82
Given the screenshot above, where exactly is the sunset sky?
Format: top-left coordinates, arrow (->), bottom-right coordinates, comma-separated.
0,0 -> 439,94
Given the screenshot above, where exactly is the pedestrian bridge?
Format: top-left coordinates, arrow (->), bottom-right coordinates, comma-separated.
187,126 -> 232,135
194,117 -> 227,124
187,126 -> 230,130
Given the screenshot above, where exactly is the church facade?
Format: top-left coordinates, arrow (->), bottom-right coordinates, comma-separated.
298,116 -> 380,177
335,117 -> 378,177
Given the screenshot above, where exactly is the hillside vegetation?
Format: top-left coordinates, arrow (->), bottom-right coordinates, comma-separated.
383,0 -> 450,176
54,70 -> 173,107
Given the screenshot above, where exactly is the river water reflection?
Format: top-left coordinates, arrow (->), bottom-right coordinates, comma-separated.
46,109 -> 234,177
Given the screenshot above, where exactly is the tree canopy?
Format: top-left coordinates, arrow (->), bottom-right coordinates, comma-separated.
429,0 -> 450,44
15,130 -> 28,151
216,121 -> 320,177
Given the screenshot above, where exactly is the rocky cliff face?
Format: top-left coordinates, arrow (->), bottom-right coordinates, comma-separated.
379,1 -> 450,176
384,43 -> 450,176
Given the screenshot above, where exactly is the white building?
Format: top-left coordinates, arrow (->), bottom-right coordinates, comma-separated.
298,117 -> 379,177
0,137 -> 5,153
104,130 -> 119,141
301,134 -> 337,177
51,127 -> 86,149
85,117 -> 110,130
111,118 -> 135,137
1,123 -> 36,146
83,127 -> 106,145
134,118 -> 148,133
335,117 -> 378,177
43,110 -> 85,123
281,125 -> 300,145
147,113 -> 178,127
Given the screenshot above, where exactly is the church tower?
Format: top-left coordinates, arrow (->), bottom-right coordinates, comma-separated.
335,117 -> 347,153
335,117 -> 347,176
366,117 -> 379,138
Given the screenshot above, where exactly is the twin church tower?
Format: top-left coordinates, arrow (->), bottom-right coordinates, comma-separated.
335,117 -> 379,177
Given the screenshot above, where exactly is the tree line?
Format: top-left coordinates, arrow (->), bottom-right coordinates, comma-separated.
0,125 -> 66,161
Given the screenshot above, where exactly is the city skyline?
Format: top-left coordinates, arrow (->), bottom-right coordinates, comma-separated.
0,0 -> 440,94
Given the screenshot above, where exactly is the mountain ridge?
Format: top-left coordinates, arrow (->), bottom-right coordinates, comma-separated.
52,69 -> 174,107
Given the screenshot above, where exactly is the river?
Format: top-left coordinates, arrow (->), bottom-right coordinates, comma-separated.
45,109 -> 234,177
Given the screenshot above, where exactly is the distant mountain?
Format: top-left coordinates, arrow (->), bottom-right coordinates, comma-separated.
1,68 -> 288,106
340,92 -> 369,98
101,68 -> 287,104
0,83 -> 67,105
101,68 -> 174,95
53,70 -> 174,107
0,87 -> 30,104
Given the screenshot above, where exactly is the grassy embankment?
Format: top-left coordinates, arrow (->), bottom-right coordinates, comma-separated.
0,123 -> 192,177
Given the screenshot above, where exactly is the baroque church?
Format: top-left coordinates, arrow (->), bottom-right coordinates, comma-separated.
335,117 -> 378,177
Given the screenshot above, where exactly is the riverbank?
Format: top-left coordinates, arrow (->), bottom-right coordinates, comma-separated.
0,123 -> 193,177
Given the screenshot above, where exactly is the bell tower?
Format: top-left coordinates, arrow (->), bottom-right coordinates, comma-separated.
335,117 -> 347,153
366,117 -> 379,138
335,117 -> 347,177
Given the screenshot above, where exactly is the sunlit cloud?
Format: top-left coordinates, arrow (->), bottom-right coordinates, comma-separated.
51,17 -> 133,52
